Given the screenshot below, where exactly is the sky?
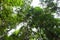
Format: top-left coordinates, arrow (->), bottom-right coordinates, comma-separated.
31,0 -> 40,7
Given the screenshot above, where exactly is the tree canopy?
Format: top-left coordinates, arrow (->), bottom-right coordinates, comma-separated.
0,0 -> 60,40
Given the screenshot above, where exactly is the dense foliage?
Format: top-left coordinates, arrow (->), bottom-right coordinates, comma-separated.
0,0 -> 60,40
